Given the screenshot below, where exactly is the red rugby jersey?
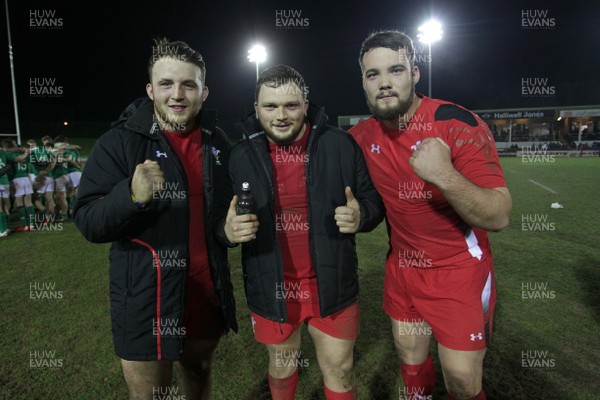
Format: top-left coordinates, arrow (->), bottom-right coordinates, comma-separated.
268,123 -> 315,280
349,96 -> 507,269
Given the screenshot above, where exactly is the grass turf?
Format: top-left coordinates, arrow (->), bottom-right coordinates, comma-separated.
1,157 -> 599,399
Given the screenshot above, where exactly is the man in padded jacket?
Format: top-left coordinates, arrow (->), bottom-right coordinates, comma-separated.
224,65 -> 384,399
74,38 -> 236,400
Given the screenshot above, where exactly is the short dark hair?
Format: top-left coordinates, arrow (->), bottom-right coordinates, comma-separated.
255,65 -> 307,102
148,37 -> 206,84
54,135 -> 67,144
2,139 -> 15,148
359,30 -> 416,69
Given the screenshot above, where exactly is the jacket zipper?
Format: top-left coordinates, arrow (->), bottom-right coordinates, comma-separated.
157,132 -> 190,357
304,123 -> 322,316
246,133 -> 287,323
129,238 -> 164,360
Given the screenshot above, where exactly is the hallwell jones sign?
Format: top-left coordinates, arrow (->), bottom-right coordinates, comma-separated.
517,150 -> 599,158
477,110 -> 554,120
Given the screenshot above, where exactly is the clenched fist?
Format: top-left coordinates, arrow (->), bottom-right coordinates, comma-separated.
409,137 -> 452,185
131,160 -> 165,205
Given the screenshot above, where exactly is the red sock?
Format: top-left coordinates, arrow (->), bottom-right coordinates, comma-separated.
448,390 -> 486,400
400,355 -> 435,399
324,384 -> 356,399
268,369 -> 298,400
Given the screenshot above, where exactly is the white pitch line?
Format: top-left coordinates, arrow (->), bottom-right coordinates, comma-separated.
528,179 -> 558,194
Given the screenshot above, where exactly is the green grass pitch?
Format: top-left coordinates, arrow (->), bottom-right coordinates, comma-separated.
1,157 -> 599,399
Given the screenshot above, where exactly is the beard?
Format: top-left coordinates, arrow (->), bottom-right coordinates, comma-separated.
265,121 -> 306,145
366,85 -> 415,121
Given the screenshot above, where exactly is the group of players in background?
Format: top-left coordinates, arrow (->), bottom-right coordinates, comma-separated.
0,135 -> 82,237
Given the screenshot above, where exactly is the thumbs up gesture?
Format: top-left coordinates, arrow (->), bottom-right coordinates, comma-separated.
334,186 -> 361,234
224,195 -> 259,243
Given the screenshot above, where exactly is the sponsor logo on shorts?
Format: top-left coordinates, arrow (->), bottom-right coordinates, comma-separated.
470,332 -> 484,341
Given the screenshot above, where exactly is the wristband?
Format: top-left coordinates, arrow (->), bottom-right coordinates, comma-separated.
131,192 -> 148,209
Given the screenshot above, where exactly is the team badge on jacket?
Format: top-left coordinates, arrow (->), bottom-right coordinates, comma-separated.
211,146 -> 222,165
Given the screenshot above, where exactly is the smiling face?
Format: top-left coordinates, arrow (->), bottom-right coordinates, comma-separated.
255,82 -> 308,145
146,57 -> 208,133
361,47 -> 420,122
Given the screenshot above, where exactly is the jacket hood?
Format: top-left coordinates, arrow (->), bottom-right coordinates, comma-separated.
235,101 -> 329,139
111,97 -> 219,139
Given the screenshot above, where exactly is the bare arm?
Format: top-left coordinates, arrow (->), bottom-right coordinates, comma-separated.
410,137 -> 511,232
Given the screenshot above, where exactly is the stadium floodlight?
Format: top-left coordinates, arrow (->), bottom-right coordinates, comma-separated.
417,19 -> 443,98
247,45 -> 267,81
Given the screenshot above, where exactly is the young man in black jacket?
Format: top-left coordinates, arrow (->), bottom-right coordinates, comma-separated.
225,65 -> 384,399
74,38 -> 237,400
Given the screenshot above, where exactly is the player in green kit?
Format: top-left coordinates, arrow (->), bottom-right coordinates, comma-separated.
30,136 -> 56,220
0,141 -> 29,237
56,137 -> 82,218
52,136 -> 72,221
2,140 -> 34,232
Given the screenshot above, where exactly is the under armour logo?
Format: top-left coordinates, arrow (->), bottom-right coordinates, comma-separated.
370,144 -> 381,154
410,140 -> 422,152
470,332 -> 483,341
156,151 -> 167,158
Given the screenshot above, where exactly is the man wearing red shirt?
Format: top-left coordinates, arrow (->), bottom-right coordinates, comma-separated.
226,65 -> 383,399
349,31 -> 511,400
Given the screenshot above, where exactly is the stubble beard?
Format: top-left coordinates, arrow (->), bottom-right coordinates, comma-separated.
266,120 -> 306,145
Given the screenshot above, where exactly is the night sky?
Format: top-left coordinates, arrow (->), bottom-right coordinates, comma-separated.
1,0 -> 599,138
